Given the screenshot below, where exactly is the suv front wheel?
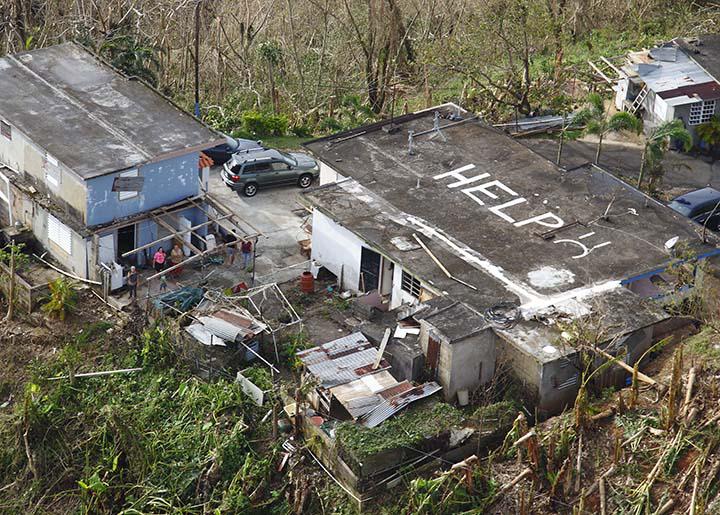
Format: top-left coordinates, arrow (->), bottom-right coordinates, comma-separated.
243,182 -> 258,197
298,174 -> 313,188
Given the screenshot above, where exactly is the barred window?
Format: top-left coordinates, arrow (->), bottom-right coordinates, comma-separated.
401,270 -> 422,298
689,100 -> 716,125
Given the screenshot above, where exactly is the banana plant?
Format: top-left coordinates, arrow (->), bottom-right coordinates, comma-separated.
637,119 -> 692,190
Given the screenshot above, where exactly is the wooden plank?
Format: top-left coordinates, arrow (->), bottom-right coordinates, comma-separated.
588,60 -> 613,84
600,56 -> 623,76
120,215 -> 231,258
204,193 -> 265,236
373,328 -> 392,370
96,196 -> 204,233
153,215 -> 205,256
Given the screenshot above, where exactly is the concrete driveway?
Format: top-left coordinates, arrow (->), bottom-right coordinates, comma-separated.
208,166 -> 311,284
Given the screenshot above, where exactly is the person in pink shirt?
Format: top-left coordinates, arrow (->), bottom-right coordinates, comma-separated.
153,247 -> 167,272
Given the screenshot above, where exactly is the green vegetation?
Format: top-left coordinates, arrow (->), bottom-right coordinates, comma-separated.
0,324 -> 287,514
576,92 -> 642,164
336,401 -> 463,462
697,116 -> 720,154
41,277 -> 78,321
638,119 -> 693,191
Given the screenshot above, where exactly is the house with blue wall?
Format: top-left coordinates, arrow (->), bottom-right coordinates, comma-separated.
0,42 -> 229,284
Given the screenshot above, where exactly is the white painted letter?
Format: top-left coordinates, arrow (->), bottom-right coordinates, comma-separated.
463,180 -> 518,200
434,164 -> 490,188
514,212 -> 565,229
488,197 -> 527,223
554,239 -> 612,259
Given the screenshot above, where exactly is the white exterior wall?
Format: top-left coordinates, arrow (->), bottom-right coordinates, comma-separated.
0,120 -> 87,220
31,205 -> 88,277
311,209 -> 364,291
653,95 -> 671,121
319,161 -> 345,186
390,264 -> 421,310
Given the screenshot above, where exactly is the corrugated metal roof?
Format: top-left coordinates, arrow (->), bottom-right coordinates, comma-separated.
358,382 -> 442,428
198,316 -> 245,341
625,47 -> 715,93
297,332 -> 390,388
196,308 -> 266,343
330,371 -> 401,418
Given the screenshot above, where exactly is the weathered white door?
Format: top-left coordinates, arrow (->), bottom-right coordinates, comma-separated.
98,233 -> 115,265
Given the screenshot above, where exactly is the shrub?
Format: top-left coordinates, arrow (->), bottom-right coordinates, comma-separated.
241,111 -> 288,137
41,277 -> 77,321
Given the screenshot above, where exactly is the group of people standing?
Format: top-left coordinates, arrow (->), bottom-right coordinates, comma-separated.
152,243 -> 185,274
126,234 -> 255,301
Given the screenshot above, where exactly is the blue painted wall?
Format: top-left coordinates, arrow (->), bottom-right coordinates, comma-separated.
85,152 -> 200,226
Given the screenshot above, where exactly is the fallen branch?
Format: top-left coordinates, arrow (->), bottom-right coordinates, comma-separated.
513,430 -> 536,447
33,253 -> 101,285
599,477 -> 607,515
587,346 -> 661,388
653,499 -> 674,515
496,467 -> 533,497
412,233 -> 477,290
591,407 -> 615,421
681,366 -> 696,418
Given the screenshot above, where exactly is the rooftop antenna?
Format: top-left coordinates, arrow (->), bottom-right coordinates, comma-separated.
408,130 -> 415,155
433,111 -> 447,142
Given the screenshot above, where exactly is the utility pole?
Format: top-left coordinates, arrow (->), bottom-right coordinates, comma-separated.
194,0 -> 202,118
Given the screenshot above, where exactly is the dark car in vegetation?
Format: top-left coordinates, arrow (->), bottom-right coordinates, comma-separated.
204,135 -> 265,166
221,149 -> 319,197
668,187 -> 720,231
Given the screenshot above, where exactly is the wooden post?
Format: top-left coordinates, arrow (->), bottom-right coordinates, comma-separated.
6,239 -> 15,321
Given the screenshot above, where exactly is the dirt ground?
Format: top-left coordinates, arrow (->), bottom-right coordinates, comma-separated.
0,288 -> 136,403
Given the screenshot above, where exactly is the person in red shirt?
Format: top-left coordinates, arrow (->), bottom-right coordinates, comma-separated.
152,247 -> 166,272
241,238 -> 253,270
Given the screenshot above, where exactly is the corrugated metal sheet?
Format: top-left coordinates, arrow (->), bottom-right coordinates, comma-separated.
198,316 -> 244,341
185,323 -> 227,346
196,309 -> 266,343
298,332 -> 390,388
359,382 -> 442,428
330,370 -> 400,418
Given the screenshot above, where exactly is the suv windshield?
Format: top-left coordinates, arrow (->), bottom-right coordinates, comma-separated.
278,151 -> 297,166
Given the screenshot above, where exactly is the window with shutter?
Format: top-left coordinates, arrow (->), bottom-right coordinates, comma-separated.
118,169 -> 139,200
47,214 -> 72,255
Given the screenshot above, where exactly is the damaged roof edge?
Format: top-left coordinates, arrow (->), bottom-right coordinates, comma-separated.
301,102 -> 468,148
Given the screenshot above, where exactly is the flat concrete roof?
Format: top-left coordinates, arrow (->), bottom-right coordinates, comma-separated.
678,34 -> 720,84
303,107 -> 718,360
0,43 -> 223,180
